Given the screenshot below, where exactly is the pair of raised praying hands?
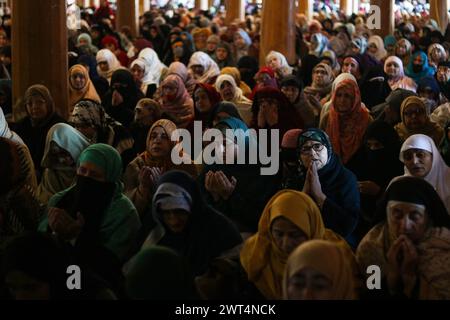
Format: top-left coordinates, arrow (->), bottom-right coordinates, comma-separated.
138,167 -> 164,194
48,207 -> 85,241
387,235 -> 419,297
302,161 -> 326,209
205,171 -> 237,202
257,103 -> 278,128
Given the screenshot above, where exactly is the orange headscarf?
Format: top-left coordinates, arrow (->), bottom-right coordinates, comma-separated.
240,190 -> 354,299
68,64 -> 101,113
326,79 -> 370,164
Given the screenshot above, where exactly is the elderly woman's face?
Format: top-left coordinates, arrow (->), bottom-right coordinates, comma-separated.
299,140 -> 328,170
385,60 -> 401,78
334,85 -> 355,114
148,126 -> 171,158
268,56 -> 281,71
402,148 -> 433,178
387,200 -> 429,243
219,80 -> 235,102
437,66 -> 450,83
271,217 -> 308,255
234,33 -> 246,49
403,103 -> 427,130
26,95 -> 48,121
286,267 -> 333,300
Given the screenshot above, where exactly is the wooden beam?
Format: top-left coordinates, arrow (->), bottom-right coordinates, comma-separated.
370,0 -> 394,39
12,0 -> 68,120
430,0 -> 449,34
225,0 -> 245,25
298,0 -> 314,21
260,0 -> 296,66
116,0 -> 139,37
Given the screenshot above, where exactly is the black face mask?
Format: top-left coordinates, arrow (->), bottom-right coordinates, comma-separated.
413,64 -> 423,73
72,175 -> 115,219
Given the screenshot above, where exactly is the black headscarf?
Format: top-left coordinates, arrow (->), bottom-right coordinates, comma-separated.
374,176 -> 450,225
138,171 -> 242,276
237,56 -> 259,89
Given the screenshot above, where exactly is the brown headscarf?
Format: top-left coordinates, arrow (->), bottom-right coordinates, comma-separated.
394,96 -> 444,146
68,64 -> 101,113
23,84 -> 56,126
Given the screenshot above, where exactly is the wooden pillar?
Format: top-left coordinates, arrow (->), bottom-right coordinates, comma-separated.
116,0 -> 139,37
298,0 -> 314,22
12,0 -> 68,120
370,0 -> 394,39
139,0 -> 145,16
260,0 -> 296,66
340,0 -> 353,16
195,0 -> 208,11
225,0 -> 245,25
430,0 -> 449,34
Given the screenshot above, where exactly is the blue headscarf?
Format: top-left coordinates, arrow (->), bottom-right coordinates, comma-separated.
405,51 -> 435,83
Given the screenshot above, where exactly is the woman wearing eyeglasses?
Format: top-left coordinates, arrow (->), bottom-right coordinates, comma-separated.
291,128 -> 360,244
394,96 -> 443,146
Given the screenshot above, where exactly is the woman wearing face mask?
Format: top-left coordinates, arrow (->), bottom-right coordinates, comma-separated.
124,119 -> 197,218
291,129 -> 360,242
240,190 -> 355,300
36,123 -> 90,205
102,69 -> 144,128
384,56 -> 417,92
352,121 -> 404,240
427,43 -> 448,70
356,176 -> 450,299
320,79 -> 372,165
164,37 -> 193,67
95,49 -> 122,84
215,74 -> 253,126
136,170 -> 242,278
39,143 -> 141,263
398,134 -> 450,213
405,51 -> 435,84
284,240 -> 357,300
159,74 -> 194,129
68,64 -> 101,114
187,51 -> 220,85
394,96 -> 443,146
12,85 -> 66,180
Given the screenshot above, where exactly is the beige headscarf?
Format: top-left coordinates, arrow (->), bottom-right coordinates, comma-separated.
68,64 -> 101,113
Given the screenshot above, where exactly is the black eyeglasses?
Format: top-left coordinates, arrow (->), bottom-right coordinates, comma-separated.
300,143 -> 324,154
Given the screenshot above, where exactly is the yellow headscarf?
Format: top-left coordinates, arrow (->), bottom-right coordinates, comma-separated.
240,190 -> 352,299
283,240 -> 357,300
68,64 -> 101,113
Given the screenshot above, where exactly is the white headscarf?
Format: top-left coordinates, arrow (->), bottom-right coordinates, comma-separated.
265,50 -> 293,78
399,134 -> 450,213
96,49 -> 122,82
368,35 -> 388,62
136,48 -> 167,86
188,51 -> 220,84
384,56 -> 417,92
0,107 -> 24,144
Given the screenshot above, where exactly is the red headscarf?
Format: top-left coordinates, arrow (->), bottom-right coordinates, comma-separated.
326,79 -> 370,164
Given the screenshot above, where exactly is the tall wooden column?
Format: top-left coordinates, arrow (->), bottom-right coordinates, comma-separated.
12,0 -> 68,120
260,0 -> 296,66
298,0 -> 314,22
195,0 -> 209,11
225,0 -> 245,24
370,0 -> 394,39
340,0 -> 353,16
116,0 -> 139,36
430,0 -> 449,34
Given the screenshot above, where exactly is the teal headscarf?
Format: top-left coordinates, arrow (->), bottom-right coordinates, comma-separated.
405,51 -> 436,83
384,35 -> 396,48
78,143 -> 122,183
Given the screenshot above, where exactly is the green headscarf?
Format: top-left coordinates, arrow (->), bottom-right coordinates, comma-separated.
78,143 -> 122,183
